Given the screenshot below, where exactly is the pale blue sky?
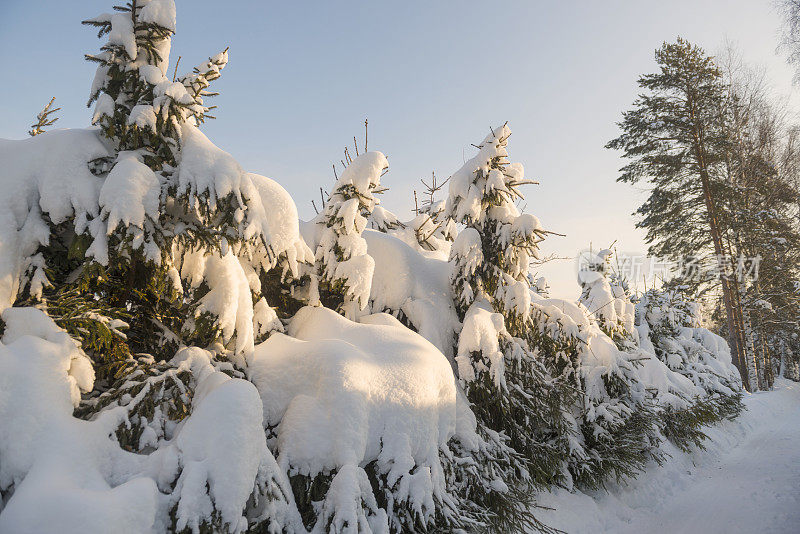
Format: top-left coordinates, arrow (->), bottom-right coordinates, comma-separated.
1,1 -> 797,298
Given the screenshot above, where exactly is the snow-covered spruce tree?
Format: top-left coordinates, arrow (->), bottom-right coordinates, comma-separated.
314,150 -> 388,319
637,286 -> 744,450
26,0 -> 309,377
11,0 -> 191,378
553,251 -> 662,488
607,39 -> 756,390
81,1 -> 247,363
578,249 -> 637,345
1,3 -> 313,530
445,124 -> 571,488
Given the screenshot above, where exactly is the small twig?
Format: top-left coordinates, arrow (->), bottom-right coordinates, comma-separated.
29,97 -> 61,136
172,56 -> 181,82
542,230 -> 567,237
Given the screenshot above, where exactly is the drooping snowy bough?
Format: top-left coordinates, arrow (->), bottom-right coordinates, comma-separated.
636,287 -> 744,450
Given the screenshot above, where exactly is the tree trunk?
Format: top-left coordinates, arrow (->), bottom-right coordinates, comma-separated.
686,90 -> 753,391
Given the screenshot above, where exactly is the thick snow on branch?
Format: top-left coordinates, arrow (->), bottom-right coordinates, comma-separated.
249,306 -> 478,531
0,318 -> 296,534
97,152 -> 160,249
139,0 -> 177,32
176,125 -> 312,273
0,130 -> 107,310
364,229 -> 460,356
179,248 -> 255,363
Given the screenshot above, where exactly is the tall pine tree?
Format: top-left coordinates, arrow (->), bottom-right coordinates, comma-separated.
607,38 -> 756,390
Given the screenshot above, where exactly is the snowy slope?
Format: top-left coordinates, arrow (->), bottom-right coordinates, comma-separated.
537,379 -> 800,534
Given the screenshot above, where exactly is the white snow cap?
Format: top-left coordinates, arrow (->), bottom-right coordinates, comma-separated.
445,123 -> 515,224
139,0 -> 177,32
0,130 -> 107,311
98,152 -> 160,236
335,151 -> 389,207
250,306 -> 459,474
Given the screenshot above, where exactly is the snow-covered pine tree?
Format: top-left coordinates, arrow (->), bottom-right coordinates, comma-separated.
314,150 -> 388,319
3,3 -> 314,527
607,38 -> 756,390
29,0 -> 309,375
446,123 -> 571,488
75,0 -> 218,368
66,3 -> 308,530
578,249 -> 638,346
637,286 -> 744,450
553,250 -> 662,488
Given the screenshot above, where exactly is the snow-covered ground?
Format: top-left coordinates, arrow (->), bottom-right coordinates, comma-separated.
538,378 -> 800,534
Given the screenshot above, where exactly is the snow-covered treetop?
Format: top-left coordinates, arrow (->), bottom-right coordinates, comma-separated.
446,124 -> 546,318
445,124 -> 531,225
84,0 -> 227,168
578,249 -> 637,340
314,151 -> 389,319
329,151 -> 389,213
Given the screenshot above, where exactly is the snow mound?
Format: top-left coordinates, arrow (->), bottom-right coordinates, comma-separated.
0,308 -> 158,533
248,306 -> 474,531
364,229 -> 460,356
250,306 -> 460,474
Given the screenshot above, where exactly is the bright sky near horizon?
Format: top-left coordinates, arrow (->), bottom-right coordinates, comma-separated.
1,0 -> 798,299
